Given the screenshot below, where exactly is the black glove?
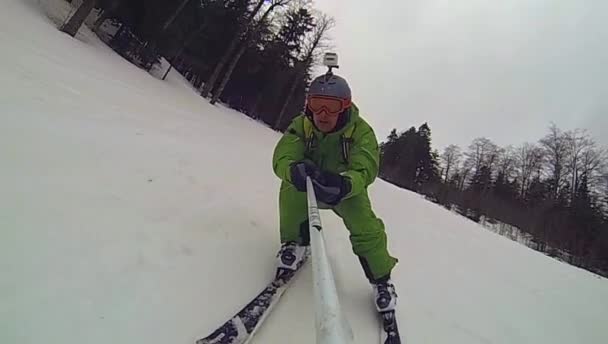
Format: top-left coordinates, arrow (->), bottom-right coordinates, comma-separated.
289,161 -> 321,192
310,171 -> 352,206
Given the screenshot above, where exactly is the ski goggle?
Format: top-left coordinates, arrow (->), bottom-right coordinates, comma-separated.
307,95 -> 351,115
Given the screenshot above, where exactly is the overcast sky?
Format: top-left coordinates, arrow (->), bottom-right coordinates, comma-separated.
311,0 -> 607,151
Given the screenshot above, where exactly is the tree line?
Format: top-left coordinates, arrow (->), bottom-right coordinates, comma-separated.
60,0 -> 334,130
380,123 -> 608,277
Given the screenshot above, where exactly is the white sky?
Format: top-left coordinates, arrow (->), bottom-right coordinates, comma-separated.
312,0 -> 608,151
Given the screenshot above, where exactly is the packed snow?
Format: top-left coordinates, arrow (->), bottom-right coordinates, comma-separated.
2,1 -> 607,343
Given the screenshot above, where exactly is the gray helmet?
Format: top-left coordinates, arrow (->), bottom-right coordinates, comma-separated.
308,73 -> 351,100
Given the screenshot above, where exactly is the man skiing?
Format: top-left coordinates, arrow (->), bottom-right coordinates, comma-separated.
271,71 -> 399,313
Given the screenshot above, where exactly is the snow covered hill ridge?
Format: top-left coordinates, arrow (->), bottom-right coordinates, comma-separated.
2,1 -> 608,344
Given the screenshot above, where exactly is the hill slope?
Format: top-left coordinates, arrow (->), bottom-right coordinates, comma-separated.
2,1 -> 607,343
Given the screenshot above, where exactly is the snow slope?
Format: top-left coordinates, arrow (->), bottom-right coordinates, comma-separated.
2,1 -> 607,343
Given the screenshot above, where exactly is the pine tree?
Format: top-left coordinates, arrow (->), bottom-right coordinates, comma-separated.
569,173 -> 603,257
414,123 -> 440,187
469,166 -> 493,194
493,171 -> 519,202
379,129 -> 400,175
449,172 -> 462,189
572,173 -> 592,213
248,6 -> 314,122
493,171 -> 508,198
526,176 -> 550,206
395,127 -> 418,189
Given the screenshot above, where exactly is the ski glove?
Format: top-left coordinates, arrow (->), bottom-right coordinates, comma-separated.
311,170 -> 352,206
290,161 -> 321,192
290,161 -> 352,205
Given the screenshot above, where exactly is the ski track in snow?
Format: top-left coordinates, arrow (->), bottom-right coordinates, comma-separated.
1,1 -> 608,344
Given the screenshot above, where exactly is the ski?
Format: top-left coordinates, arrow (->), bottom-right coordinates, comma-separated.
379,310 -> 402,344
196,254 -> 309,344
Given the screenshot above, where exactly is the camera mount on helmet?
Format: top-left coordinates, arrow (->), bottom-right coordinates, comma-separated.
323,52 -> 339,77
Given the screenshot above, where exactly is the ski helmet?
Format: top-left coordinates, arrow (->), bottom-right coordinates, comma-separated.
307,73 -> 351,101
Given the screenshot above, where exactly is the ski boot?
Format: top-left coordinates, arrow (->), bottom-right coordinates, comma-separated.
275,241 -> 308,279
372,277 -> 398,313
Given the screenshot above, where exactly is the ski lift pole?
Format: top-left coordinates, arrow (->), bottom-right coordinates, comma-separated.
306,177 -> 354,344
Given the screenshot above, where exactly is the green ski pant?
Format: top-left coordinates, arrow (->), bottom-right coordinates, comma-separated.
278,182 -> 398,282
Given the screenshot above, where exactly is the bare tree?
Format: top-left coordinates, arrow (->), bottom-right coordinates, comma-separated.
60,0 -> 98,37
539,123 -> 571,200
497,145 -> 518,179
161,0 -> 192,32
200,0 -> 267,98
162,10 -> 213,80
580,144 -> 608,191
92,0 -> 121,32
601,172 -> 608,212
565,129 -> 596,201
210,0 -> 294,105
274,11 -> 335,129
516,143 -> 545,198
459,158 -> 474,190
441,144 -> 462,182
464,137 -> 499,182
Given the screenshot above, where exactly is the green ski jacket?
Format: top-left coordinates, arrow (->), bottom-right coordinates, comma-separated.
272,104 -> 380,199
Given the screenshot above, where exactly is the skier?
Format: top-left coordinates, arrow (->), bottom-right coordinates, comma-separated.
272,71 -> 399,313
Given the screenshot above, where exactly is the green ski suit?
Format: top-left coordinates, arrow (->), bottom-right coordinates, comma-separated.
272,104 -> 398,282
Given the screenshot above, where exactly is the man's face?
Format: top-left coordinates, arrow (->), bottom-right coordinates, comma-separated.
313,110 -> 340,133
307,95 -> 350,133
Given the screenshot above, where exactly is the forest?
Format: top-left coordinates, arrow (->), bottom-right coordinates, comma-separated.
62,0 -> 334,130
380,123 -> 608,277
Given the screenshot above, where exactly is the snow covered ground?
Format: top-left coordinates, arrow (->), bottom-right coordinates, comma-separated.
2,1 -> 608,343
